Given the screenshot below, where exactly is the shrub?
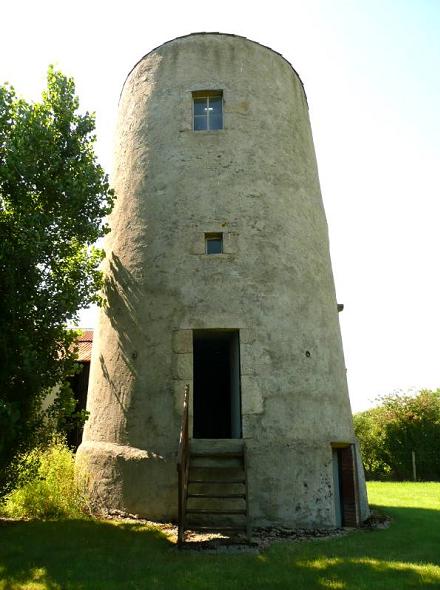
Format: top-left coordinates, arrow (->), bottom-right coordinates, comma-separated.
353,407 -> 392,479
1,436 -> 89,519
354,389 -> 440,481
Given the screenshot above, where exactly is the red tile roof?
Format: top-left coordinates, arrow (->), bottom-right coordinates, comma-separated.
75,329 -> 94,362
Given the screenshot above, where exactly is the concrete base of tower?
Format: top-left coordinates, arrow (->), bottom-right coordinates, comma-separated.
76,439 -> 369,527
76,441 -> 178,520
245,439 -> 369,528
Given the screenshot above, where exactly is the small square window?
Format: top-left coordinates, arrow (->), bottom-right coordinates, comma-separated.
193,91 -> 223,131
205,233 -> 223,254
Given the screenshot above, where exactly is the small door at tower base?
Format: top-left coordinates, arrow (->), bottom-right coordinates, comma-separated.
332,444 -> 360,527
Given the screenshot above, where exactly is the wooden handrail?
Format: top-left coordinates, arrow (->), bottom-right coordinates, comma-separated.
177,384 -> 190,546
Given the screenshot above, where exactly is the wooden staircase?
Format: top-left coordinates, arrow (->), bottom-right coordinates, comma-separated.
185,439 -> 251,541
177,387 -> 251,546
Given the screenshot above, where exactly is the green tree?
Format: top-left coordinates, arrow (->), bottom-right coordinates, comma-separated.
0,67 -> 115,494
354,389 -> 440,480
353,406 -> 391,479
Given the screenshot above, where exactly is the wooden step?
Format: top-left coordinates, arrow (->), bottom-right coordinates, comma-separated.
187,509 -> 246,515
189,463 -> 244,469
190,439 -> 244,454
190,453 -> 244,468
188,478 -> 246,484
191,451 -> 243,459
188,493 -> 246,499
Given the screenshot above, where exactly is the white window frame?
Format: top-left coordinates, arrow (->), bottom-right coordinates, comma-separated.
193,91 -> 223,131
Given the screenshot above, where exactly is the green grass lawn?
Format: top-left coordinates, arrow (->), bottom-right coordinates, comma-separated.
1,482 -> 440,589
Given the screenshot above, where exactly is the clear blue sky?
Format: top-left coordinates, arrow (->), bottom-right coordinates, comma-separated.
2,0 -> 439,412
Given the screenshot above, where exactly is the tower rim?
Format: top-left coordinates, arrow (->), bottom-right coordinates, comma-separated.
120,32 -> 308,105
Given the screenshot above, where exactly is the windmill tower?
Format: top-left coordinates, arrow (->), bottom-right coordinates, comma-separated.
77,33 -> 369,533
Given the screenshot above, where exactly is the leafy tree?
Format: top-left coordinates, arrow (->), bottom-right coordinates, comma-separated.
0,67 -> 115,494
353,406 -> 391,479
354,389 -> 440,480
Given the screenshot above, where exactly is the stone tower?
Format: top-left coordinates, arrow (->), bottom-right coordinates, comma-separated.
77,33 -> 369,528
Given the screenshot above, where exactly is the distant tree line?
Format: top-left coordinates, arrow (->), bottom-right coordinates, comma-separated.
354,389 -> 440,481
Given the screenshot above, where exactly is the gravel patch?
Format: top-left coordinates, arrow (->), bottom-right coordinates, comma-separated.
104,509 -> 351,553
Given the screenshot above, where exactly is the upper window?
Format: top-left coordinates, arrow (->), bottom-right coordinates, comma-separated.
193,91 -> 223,131
205,233 -> 223,254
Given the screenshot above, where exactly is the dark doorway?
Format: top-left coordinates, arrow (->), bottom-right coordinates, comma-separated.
66,362 -> 90,450
332,444 -> 359,527
193,330 -> 241,439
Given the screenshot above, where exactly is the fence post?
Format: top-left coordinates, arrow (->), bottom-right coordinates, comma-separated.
412,450 -> 417,482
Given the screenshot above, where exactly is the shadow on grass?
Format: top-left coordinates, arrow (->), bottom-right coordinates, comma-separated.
1,506 -> 440,589
0,518 -> 172,590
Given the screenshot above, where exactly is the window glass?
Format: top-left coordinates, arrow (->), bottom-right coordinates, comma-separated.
209,95 -> 222,115
193,98 -> 207,116
209,114 -> 223,130
194,116 -> 208,131
193,92 -> 223,131
205,233 -> 223,254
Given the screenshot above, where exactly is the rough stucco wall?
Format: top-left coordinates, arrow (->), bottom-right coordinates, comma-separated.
77,33 -> 368,526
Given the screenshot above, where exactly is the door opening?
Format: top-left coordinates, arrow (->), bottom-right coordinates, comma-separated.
332,444 -> 359,527
66,362 -> 90,451
193,330 -> 242,439
332,448 -> 343,527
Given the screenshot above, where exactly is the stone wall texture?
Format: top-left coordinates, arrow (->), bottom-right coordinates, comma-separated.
77,33 -> 369,526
